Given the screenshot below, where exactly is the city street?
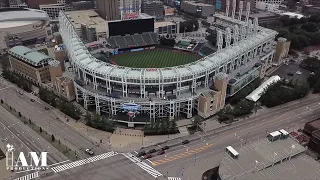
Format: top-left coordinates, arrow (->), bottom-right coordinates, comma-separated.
137,97 -> 320,179
0,105 -> 69,179
0,79 -> 107,160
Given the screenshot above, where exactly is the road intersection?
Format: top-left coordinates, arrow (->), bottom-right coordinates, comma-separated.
0,74 -> 319,180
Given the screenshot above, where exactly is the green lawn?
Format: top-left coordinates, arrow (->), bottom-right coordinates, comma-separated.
110,48 -> 201,68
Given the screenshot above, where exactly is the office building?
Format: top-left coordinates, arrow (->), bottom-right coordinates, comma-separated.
180,1 -> 215,17
70,0 -> 94,10
154,21 -> 179,35
142,0 -> 164,16
120,0 -> 141,19
241,10 -> 280,26
96,0 -> 120,20
8,46 -> 53,84
40,3 -> 66,19
63,10 -> 106,40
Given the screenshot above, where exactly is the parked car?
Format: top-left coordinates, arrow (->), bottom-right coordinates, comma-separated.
137,151 -> 146,157
182,140 -> 189,145
148,149 -> 156,154
161,146 -> 169,151
44,107 -> 49,110
296,71 -> 302,75
158,151 -> 165,155
85,149 -> 94,155
144,154 -> 152,159
30,99 -> 35,102
287,73 -> 294,76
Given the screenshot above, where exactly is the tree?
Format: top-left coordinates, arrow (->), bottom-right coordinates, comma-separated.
40,127 -> 43,133
0,99 -> 3,104
29,119 -> 32,124
18,112 -> 21,117
301,22 -> 318,32
233,99 -> 255,117
51,134 -> 55,142
217,106 -> 234,122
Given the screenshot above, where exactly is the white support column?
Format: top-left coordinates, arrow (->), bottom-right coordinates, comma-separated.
95,94 -> 101,115
204,70 -> 209,88
169,100 -> 175,121
149,101 -> 155,122
217,30 -> 223,51
140,69 -> 146,98
176,102 -> 181,116
93,77 -> 98,90
238,1 -> 243,21
83,93 -> 88,109
231,0 -> 236,19
248,19 -> 253,36
187,98 -> 193,119
111,98 -> 117,116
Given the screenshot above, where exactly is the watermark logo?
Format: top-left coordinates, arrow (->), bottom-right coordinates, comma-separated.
5,144 -> 49,171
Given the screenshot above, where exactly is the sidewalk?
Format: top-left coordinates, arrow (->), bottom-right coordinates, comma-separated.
42,91 -> 320,152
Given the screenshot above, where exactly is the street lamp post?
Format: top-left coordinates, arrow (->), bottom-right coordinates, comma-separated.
272,152 -> 277,166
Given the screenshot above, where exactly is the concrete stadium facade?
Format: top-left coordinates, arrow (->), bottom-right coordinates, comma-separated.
58,10 -> 277,123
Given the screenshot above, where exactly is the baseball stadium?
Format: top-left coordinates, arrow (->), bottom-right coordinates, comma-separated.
59,1 -> 278,125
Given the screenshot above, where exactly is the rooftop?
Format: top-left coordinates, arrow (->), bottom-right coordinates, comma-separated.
241,10 -> 279,18
246,75 -> 281,102
0,8 -> 49,29
154,21 -> 176,28
64,10 -> 106,34
9,46 -> 53,66
183,1 -> 213,6
219,137 -> 318,180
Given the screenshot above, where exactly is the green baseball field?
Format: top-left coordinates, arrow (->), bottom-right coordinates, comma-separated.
110,48 -> 201,68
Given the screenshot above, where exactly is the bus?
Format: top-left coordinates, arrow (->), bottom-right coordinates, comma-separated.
267,131 -> 281,142
226,146 -> 239,159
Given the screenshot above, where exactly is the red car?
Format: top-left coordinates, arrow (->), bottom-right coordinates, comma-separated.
144,154 -> 152,159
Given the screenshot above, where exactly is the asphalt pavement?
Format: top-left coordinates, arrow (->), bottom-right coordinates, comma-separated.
0,79 -> 107,160
141,97 -> 320,179
0,105 -> 69,180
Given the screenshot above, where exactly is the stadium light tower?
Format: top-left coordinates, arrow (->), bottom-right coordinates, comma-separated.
240,25 -> 246,39
226,0 -> 230,17
245,2 -> 251,23
253,17 -> 259,33
233,25 -> 239,43
226,27 -> 231,47
231,0 -> 236,19
248,19 -> 253,36
217,30 -> 223,51
238,1 -> 243,21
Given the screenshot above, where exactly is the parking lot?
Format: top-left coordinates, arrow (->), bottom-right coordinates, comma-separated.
271,62 -> 311,82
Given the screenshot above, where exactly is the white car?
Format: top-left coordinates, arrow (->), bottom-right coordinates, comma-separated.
85,149 -> 94,155
296,71 -> 302,75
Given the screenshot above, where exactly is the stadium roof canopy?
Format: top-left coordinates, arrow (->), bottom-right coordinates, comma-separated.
9,46 -> 53,66
0,8 -> 49,29
245,75 -> 281,102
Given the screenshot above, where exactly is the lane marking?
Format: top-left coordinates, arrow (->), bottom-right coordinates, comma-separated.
152,144 -> 213,166
48,160 -> 70,167
152,102 -> 320,166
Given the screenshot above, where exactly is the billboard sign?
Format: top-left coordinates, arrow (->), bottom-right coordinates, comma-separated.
164,8 -> 174,16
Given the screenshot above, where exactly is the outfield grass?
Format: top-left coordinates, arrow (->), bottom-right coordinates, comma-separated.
110,48 -> 201,68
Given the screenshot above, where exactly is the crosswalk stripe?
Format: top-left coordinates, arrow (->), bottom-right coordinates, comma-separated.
51,151 -> 118,173
123,152 -> 162,178
167,177 -> 181,180
14,172 -> 39,180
